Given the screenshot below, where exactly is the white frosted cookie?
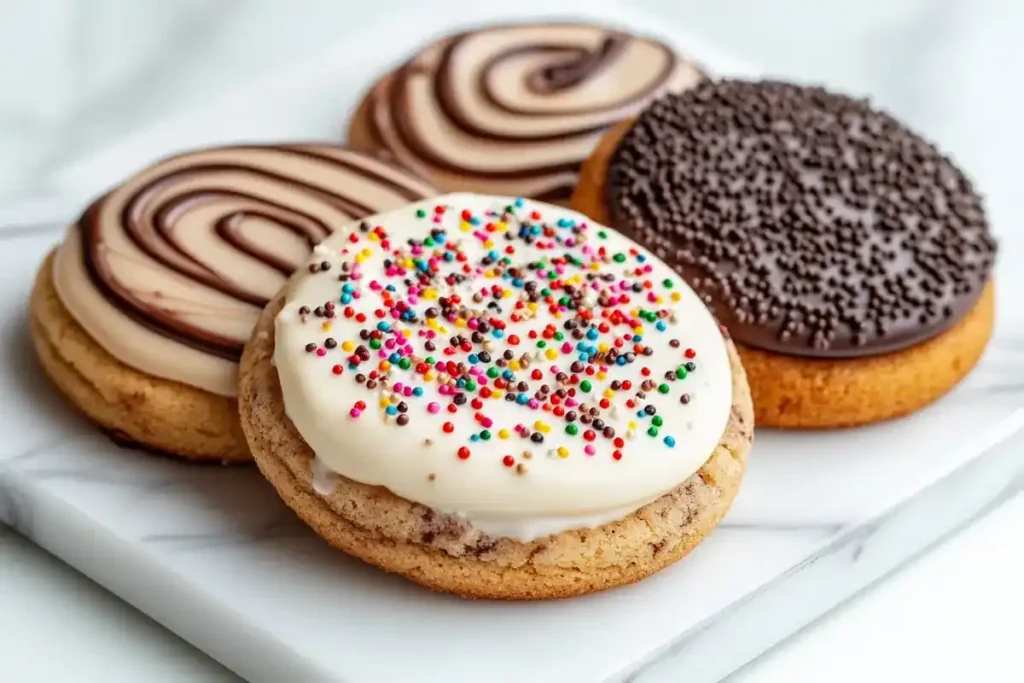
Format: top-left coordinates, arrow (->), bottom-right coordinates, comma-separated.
29,144 -> 436,461
239,194 -> 753,598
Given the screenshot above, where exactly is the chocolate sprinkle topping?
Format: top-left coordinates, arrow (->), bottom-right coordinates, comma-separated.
607,80 -> 997,358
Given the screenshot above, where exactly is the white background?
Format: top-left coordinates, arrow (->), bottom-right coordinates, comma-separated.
1,0 -> 1023,680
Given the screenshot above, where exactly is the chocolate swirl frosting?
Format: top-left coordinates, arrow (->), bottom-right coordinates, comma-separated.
358,22 -> 704,200
52,144 -> 436,396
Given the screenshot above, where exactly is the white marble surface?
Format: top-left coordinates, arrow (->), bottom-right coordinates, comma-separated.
4,496 -> 1022,683
1,0 -> 1023,681
0,218 -> 1018,682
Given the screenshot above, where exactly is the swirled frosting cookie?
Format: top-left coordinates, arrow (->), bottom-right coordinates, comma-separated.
29,144 -> 436,462
572,80 -> 998,428
348,23 -> 704,202
239,194 -> 753,599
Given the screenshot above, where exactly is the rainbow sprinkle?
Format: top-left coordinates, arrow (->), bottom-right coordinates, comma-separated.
295,199 -> 705,471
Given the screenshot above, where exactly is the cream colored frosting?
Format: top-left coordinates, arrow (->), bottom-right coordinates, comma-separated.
367,23 -> 704,199
52,145 -> 436,397
275,194 -> 732,540
308,454 -> 648,541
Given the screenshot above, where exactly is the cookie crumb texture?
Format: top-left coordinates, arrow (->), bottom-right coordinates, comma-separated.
742,282 -> 994,428
29,252 -> 250,463
240,295 -> 753,600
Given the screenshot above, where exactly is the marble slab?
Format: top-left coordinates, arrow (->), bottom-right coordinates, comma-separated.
1,1 -> 1023,682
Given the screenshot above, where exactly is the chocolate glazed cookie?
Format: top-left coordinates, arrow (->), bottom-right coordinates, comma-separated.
348,22 -> 705,202
572,81 -> 997,428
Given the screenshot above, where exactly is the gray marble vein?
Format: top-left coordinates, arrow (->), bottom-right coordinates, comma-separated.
0,222 -> 65,239
0,470 -> 32,534
718,521 -> 845,536
139,518 -> 308,553
619,413 -> 1024,683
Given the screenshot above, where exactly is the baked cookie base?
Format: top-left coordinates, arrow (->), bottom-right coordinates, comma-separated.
571,120 -> 997,429
239,294 -> 754,600
29,251 -> 251,463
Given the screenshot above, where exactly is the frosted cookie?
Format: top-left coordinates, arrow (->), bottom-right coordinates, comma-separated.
571,81 -> 998,428
348,23 -> 704,202
239,194 -> 753,599
29,145 -> 436,462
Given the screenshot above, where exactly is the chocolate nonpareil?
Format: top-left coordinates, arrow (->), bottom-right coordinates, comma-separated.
571,79 -> 997,427
606,80 -> 995,359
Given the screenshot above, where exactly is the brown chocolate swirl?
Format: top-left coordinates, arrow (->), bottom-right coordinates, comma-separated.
359,22 -> 704,200
58,145 -> 436,379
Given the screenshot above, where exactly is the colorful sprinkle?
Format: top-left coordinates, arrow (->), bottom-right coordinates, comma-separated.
292,198 -> 709,469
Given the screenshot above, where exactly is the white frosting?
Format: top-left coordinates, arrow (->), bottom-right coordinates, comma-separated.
447,500 -> 661,543
308,455 -> 656,542
274,194 -> 732,541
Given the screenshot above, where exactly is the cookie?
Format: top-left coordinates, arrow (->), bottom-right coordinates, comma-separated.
30,144 -> 436,461
572,81 -> 998,428
239,194 -> 754,599
348,22 -> 704,202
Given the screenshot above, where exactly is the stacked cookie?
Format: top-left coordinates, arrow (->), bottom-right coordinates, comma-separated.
29,23 -> 996,599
